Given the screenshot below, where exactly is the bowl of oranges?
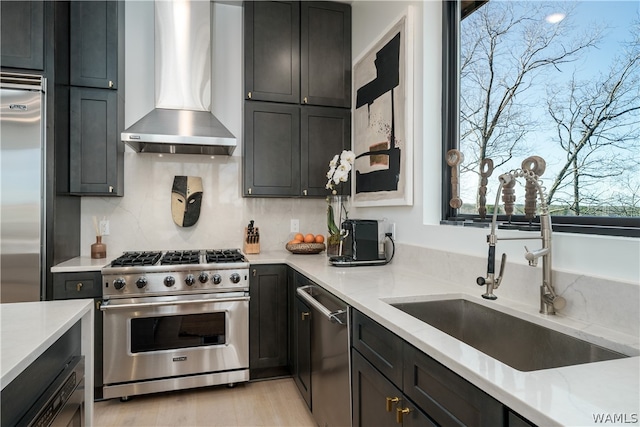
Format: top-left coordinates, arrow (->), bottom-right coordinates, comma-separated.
286,233 -> 326,254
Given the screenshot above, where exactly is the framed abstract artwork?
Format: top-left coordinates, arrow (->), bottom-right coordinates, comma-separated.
352,9 -> 413,207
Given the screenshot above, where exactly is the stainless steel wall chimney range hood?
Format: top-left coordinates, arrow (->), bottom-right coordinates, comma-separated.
121,0 -> 236,155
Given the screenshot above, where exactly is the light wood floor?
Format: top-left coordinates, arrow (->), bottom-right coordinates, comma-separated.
93,378 -> 316,427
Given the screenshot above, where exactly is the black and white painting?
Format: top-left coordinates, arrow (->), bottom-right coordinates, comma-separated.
352,11 -> 413,207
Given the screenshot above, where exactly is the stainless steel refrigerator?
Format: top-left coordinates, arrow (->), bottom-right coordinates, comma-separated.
1,73 -> 46,303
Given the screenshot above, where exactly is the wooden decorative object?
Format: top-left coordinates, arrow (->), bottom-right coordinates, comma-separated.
446,149 -> 464,209
478,158 -> 494,219
522,156 -> 546,221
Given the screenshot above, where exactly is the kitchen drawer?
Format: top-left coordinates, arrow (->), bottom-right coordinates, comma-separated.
53,271 -> 102,299
403,343 -> 503,427
352,309 -> 403,387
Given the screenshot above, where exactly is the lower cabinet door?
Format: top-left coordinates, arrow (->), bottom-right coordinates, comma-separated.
352,349 -> 436,427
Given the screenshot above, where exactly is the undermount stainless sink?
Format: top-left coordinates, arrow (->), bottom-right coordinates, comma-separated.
390,298 -> 628,371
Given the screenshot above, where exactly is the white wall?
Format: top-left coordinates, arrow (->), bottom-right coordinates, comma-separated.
80,1 -> 639,285
350,0 -> 639,284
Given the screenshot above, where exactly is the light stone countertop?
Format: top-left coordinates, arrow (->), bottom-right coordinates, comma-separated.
248,250 -> 640,427
50,256 -> 110,273
51,251 -> 640,426
0,299 -> 95,425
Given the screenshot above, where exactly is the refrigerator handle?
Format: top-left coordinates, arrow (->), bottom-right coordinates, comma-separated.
296,285 -> 347,325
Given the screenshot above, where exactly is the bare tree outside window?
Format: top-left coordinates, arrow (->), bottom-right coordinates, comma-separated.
457,1 -> 640,221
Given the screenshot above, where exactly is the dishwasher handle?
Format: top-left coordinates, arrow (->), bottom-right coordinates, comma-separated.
296,285 -> 347,325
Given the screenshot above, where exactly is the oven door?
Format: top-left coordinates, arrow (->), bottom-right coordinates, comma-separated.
101,292 -> 249,385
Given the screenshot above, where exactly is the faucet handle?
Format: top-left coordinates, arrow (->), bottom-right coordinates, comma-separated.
524,246 -> 538,266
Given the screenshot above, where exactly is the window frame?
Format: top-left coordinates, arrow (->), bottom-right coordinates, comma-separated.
441,0 -> 640,238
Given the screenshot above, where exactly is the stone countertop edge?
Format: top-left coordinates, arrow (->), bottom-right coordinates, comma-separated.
51,256 -> 110,273
0,299 -> 93,388
249,250 -> 640,427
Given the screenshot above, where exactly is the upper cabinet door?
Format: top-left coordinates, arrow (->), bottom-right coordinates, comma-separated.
300,106 -> 351,197
244,1 -> 300,104
300,2 -> 351,108
70,1 -> 119,89
0,1 -> 44,70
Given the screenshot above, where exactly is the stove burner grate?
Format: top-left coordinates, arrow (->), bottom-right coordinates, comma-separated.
205,249 -> 245,264
160,250 -> 201,265
110,251 -> 162,267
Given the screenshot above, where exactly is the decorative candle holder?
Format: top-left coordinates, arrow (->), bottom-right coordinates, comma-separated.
91,236 -> 107,259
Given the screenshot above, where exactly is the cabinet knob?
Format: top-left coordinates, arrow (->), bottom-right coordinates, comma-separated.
301,311 -> 310,321
76,282 -> 83,292
109,80 -> 114,88
303,97 -> 308,104
252,269 -> 257,277
248,92 -> 252,99
396,407 -> 410,424
385,396 -> 399,412
303,189 -> 308,196
96,300 -> 102,310
248,188 -> 252,195
108,185 -> 114,193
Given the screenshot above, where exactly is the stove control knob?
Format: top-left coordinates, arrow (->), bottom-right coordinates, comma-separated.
212,274 -> 222,285
198,272 -> 209,283
185,274 -> 196,286
230,273 -> 241,284
135,277 -> 148,289
113,278 -> 126,290
164,276 -> 175,287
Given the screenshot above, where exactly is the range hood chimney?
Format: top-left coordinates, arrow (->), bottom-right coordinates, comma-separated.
121,0 -> 236,155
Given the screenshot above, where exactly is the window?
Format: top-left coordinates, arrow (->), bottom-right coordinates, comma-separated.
443,1 -> 640,237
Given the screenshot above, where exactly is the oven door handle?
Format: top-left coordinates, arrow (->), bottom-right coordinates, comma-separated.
100,295 -> 249,311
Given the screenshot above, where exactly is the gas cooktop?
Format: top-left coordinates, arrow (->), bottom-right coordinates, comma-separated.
107,249 -> 248,268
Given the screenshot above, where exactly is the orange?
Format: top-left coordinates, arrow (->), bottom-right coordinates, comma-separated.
288,239 -> 300,245
304,233 -> 315,243
314,234 -> 325,243
294,233 -> 304,242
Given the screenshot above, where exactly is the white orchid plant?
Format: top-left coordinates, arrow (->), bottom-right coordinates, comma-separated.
326,150 -> 355,246
325,150 -> 356,194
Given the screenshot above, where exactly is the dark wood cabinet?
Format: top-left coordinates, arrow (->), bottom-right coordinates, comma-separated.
69,87 -> 123,195
244,102 -> 301,197
52,271 -> 103,400
244,1 -> 350,108
68,0 -> 124,196
352,350 -> 436,427
301,106 -> 351,196
0,1 -> 44,70
301,1 -> 351,108
243,1 -> 351,198
249,265 -> 289,379
70,1 -> 121,89
244,102 -> 350,197
244,1 -> 300,104
352,309 -> 506,427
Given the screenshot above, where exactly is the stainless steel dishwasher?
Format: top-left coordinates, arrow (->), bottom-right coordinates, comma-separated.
296,284 -> 350,427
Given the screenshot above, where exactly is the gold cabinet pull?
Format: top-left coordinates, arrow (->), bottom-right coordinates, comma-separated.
303,97 -> 308,104
303,189 -> 308,196
76,282 -> 83,292
385,396 -> 399,412
252,269 -> 257,277
96,300 -> 102,310
108,185 -> 114,193
396,407 -> 410,424
248,92 -> 252,99
301,311 -> 310,321
109,80 -> 114,88
248,188 -> 252,195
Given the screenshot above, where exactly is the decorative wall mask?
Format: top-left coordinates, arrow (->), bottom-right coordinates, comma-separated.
171,176 -> 203,227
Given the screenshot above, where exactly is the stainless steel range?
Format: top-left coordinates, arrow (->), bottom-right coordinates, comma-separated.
100,249 -> 249,400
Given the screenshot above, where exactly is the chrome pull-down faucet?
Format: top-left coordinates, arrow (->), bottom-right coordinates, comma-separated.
476,170 -> 566,315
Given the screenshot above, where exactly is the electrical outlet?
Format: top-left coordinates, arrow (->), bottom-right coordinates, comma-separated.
99,219 -> 110,236
291,219 -> 299,233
